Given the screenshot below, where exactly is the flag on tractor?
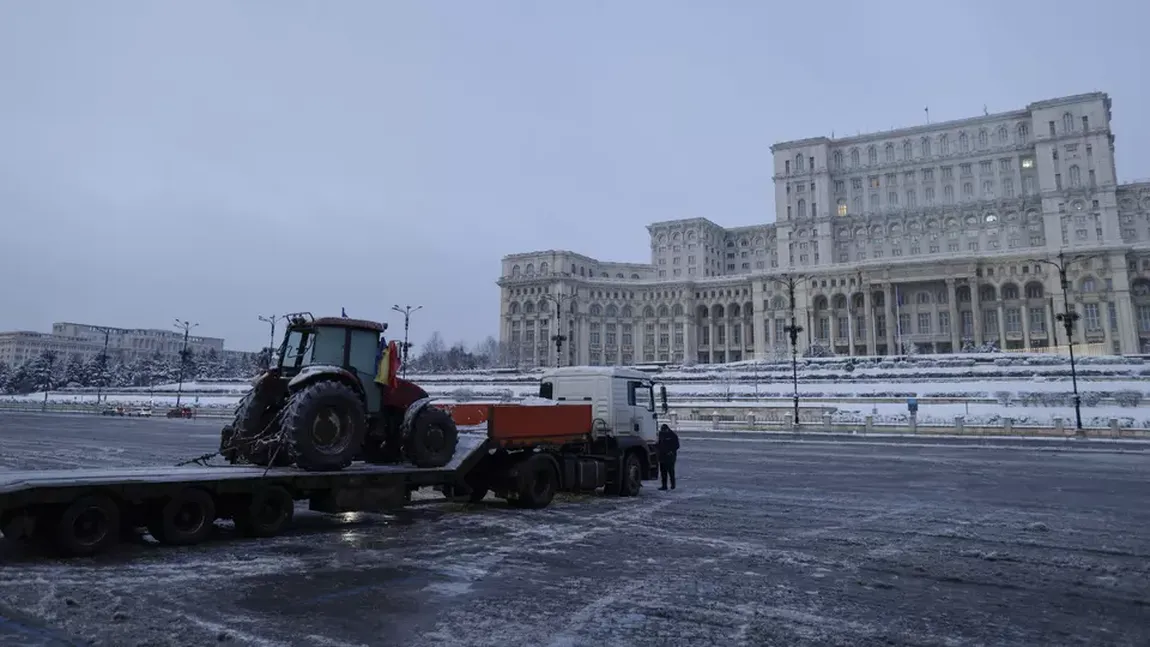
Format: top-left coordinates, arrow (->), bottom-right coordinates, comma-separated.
375,339 -> 402,388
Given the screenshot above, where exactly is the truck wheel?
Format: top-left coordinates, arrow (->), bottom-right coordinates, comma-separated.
233,486 -> 294,538
618,452 -> 643,497
406,407 -> 459,468
53,494 -> 121,557
283,381 -> 367,471
515,455 -> 558,509
148,488 -> 216,546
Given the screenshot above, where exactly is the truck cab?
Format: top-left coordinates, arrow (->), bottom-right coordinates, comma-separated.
536,366 -> 669,444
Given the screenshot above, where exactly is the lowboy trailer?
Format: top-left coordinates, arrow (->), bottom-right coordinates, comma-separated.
0,367 -> 666,558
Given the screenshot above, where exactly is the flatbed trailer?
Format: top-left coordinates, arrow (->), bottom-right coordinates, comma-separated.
0,403 -> 659,558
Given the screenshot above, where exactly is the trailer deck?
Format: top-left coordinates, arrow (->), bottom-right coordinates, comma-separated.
0,433 -> 488,498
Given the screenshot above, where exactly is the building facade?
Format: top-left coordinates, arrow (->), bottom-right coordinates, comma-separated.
498,92 -> 1150,367
0,321 -> 229,367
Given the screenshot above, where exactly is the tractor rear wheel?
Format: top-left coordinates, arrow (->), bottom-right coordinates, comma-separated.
226,382 -> 290,466
282,381 -> 367,471
405,407 -> 459,468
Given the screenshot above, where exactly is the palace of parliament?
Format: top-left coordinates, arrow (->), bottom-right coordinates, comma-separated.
498,92 -> 1150,367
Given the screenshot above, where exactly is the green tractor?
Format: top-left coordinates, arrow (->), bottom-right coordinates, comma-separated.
219,313 -> 459,472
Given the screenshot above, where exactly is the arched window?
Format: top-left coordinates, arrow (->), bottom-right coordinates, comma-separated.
903,140 -> 912,159
1068,165 -> 1081,187
851,148 -> 860,166
959,132 -> 969,152
998,126 -> 1008,143
511,264 -> 521,277
939,134 -> 949,155
797,199 -> 806,218
885,143 -> 895,162
833,150 -> 843,169
868,146 -> 878,165
795,153 -> 805,171
1017,123 -> 1029,145
978,129 -> 988,148
1063,112 -> 1074,133
921,137 -> 931,156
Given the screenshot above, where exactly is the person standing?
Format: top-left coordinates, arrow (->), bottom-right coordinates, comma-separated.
657,423 -> 680,490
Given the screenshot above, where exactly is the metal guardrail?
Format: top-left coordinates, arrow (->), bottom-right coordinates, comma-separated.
672,418 -> 1150,440
0,402 -> 232,419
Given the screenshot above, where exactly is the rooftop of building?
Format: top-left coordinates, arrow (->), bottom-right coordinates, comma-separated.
770,91 -> 1109,152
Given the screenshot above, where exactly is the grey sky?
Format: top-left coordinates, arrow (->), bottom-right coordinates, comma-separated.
2,1 -> 1148,353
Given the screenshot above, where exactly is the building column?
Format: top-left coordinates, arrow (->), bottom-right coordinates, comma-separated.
708,320 -> 716,363
846,306 -> 855,357
752,283 -> 766,361
1021,303 -> 1032,351
971,280 -> 983,346
1116,291 -> 1137,354
683,318 -> 697,365
947,279 -> 960,350
885,283 -> 897,352
864,288 -> 877,355
996,303 -> 1006,349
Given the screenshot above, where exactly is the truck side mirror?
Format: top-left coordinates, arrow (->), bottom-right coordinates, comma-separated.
660,385 -> 668,414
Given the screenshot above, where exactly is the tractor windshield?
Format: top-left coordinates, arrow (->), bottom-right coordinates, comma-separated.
279,328 -> 316,369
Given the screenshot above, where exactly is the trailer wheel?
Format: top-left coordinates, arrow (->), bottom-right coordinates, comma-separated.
515,455 -> 558,509
53,494 -> 121,557
233,486 -> 294,538
406,407 -> 459,468
618,452 -> 643,497
148,488 -> 217,546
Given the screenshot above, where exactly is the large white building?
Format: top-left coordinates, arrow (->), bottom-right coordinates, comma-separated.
498,92 -> 1150,367
0,321 -> 232,367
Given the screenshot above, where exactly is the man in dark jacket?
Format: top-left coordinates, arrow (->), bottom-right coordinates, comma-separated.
657,424 -> 680,490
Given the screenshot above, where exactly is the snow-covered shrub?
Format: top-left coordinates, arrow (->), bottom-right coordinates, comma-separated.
995,391 -> 1013,407
1114,390 -> 1144,407
1079,392 -> 1104,407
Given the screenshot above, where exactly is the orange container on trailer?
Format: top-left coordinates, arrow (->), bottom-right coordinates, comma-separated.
486,403 -> 593,448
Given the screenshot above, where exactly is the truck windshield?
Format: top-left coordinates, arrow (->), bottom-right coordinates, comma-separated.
644,384 -> 656,412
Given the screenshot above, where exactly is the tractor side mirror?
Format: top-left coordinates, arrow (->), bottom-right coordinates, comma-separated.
659,385 -> 668,414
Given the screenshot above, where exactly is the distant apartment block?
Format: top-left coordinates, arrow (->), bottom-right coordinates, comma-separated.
0,321 -> 249,367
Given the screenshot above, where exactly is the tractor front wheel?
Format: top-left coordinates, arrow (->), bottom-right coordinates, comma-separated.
405,407 -> 459,468
283,381 -> 367,471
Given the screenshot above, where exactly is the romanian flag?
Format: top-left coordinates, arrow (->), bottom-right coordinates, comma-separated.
375,339 -> 401,388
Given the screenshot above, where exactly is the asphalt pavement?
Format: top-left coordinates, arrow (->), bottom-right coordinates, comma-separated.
1,412 -> 1149,646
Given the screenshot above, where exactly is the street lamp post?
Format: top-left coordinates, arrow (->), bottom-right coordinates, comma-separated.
1029,251 -> 1104,434
391,305 -> 423,378
173,319 -> 199,409
542,292 -> 575,367
92,326 -> 114,405
257,314 -> 282,369
769,274 -> 806,426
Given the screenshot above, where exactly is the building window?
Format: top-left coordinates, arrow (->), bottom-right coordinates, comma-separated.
903,140 -> 912,159
959,132 -> 969,152
1063,112 -> 1074,133
922,137 -> 932,156
868,146 -> 878,165
837,199 -> 848,216
851,149 -> 860,166
978,129 -> 988,148
833,150 -> 843,169
1003,178 -> 1014,198
1084,303 -> 1101,331
885,143 -> 895,162
1017,123 -> 1029,145
1069,165 -> 1081,187
940,134 -> 949,155
939,311 -> 950,333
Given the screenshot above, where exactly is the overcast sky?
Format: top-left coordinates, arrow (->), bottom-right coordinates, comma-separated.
1,1 -> 1148,352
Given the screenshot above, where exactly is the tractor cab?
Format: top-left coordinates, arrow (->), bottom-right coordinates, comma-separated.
276,313 -> 394,413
